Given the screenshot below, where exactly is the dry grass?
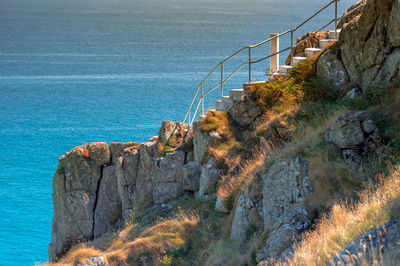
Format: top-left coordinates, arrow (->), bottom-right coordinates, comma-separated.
51,211 -> 199,266
276,165 -> 400,266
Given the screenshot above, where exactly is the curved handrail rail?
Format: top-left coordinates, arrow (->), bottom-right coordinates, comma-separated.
184,0 -> 365,126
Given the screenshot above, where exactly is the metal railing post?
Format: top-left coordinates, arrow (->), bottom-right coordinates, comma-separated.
189,109 -> 191,126
291,29 -> 294,66
201,85 -> 204,116
335,0 -> 338,35
248,47 -> 251,83
220,63 -> 224,97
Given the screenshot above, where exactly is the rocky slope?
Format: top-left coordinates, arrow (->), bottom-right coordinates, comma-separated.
48,0 -> 400,264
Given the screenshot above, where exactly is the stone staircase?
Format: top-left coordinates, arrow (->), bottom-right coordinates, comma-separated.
215,29 -> 341,112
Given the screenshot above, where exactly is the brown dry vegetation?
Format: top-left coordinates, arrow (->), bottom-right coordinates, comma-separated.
280,165 -> 400,265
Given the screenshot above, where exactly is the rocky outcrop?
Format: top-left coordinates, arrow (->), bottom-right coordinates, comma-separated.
198,158 -> 222,199
325,111 -> 383,178
83,256 -> 108,266
50,121 -> 194,261
337,0 -> 366,28
257,207 -> 311,262
329,218 -> 400,265
262,157 -> 313,227
158,120 -> 190,147
230,194 -> 255,240
229,93 -> 262,126
49,143 -> 111,261
182,161 -> 201,192
193,122 -> 221,163
317,49 -> 349,90
338,0 -> 400,89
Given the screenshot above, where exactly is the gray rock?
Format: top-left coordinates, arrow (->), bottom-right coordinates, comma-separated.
215,194 -> 229,213
182,161 -> 201,192
83,256 -> 108,266
229,94 -> 262,126
199,158 -> 222,198
94,165 -> 123,238
317,50 -> 349,90
257,207 -> 311,261
158,120 -> 189,146
230,194 -> 255,240
50,143 -> 110,261
193,123 -> 222,163
345,87 -> 362,99
262,157 -> 313,227
109,142 -> 139,164
324,112 -> 365,149
329,218 -> 400,265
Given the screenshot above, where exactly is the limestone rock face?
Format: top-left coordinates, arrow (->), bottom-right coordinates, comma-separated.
94,165 -> 123,238
198,158 -> 222,198
50,143 -> 110,261
229,94 -> 262,126
182,161 -> 201,192
317,50 -> 349,90
338,0 -> 400,89
262,157 -> 313,227
325,111 -> 384,178
257,207 -> 311,262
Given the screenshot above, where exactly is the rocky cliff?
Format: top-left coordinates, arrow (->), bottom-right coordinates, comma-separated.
48,0 -> 400,264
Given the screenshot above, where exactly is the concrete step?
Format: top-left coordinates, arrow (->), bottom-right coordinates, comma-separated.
319,39 -> 337,49
328,29 -> 341,39
305,47 -> 323,58
243,81 -> 266,90
215,100 -> 226,112
279,65 -> 294,74
293,56 -> 307,66
229,89 -> 245,102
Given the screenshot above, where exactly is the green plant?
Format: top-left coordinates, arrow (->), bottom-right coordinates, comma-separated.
57,166 -> 65,175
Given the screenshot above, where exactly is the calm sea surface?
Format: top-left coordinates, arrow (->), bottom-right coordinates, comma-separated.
0,0 -> 354,264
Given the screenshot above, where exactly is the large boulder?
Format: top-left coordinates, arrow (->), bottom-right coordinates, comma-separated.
338,0 -> 400,89
230,193 -> 258,240
49,143 -> 110,261
193,122 -> 222,163
257,207 -> 311,262
317,49 -> 349,90
262,157 -> 313,228
325,111 -> 384,178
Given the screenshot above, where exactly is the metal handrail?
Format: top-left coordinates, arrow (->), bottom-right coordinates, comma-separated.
184,0 -> 365,126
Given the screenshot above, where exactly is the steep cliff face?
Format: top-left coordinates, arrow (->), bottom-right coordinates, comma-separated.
319,0 -> 400,89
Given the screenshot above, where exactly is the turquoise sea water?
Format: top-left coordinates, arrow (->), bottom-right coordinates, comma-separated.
0,0 -> 354,264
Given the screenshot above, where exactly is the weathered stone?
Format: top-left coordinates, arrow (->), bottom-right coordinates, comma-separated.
152,151 -> 185,203
193,122 -> 222,163
94,165 -> 123,238
199,158 -> 222,198
388,0 -> 400,47
182,161 -> 201,192
230,194 -> 255,240
83,256 -> 108,266
361,118 -> 376,133
229,94 -> 262,126
158,120 -> 190,147
317,50 -> 349,90
50,143 -> 110,261
109,142 -> 139,164
258,207 -> 311,261
337,0 -> 366,28
329,218 -> 400,265
324,112 -> 364,149
115,146 -> 141,221
215,194 -> 229,213
345,87 -> 363,99
262,157 -> 313,227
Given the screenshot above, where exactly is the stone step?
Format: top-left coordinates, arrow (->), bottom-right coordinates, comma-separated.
229,89 -> 245,102
215,100 -> 226,112
305,47 -> 323,58
319,38 -> 337,49
293,56 -> 307,66
279,65 -> 294,73
328,29 -> 341,39
243,81 -> 266,90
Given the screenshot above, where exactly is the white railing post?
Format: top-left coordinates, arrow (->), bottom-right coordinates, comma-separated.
335,0 -> 338,35
270,33 -> 279,72
248,47 -> 252,83
220,64 -> 224,97
201,85 -> 204,116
